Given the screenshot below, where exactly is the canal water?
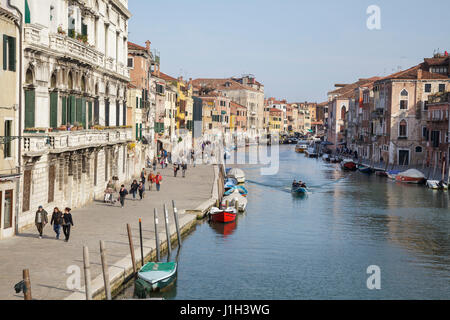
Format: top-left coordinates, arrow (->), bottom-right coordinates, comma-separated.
119,145 -> 450,300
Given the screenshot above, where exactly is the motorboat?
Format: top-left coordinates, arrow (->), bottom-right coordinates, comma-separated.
224,185 -> 248,197
224,178 -> 238,191
295,143 -> 308,153
358,164 -> 374,174
227,168 -> 245,184
222,189 -> 248,212
395,169 -> 426,184
387,170 -> 400,180
426,180 -> 449,190
291,184 -> 308,195
322,154 -> 330,162
341,159 -> 357,171
135,262 -> 177,295
209,207 -> 237,223
305,147 -> 318,158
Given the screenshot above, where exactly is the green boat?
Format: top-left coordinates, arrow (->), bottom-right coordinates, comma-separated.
135,262 -> 177,297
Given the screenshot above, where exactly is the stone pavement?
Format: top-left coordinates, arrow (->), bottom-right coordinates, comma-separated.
0,164 -> 215,300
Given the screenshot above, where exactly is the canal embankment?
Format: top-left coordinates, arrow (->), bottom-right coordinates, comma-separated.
0,164 -> 217,300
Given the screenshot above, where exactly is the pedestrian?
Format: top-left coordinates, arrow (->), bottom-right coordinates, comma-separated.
50,207 -> 63,240
130,180 -> 139,200
138,182 -> 145,200
148,171 -> 155,191
152,157 -> 157,172
35,205 -> 48,239
140,168 -> 146,185
182,162 -> 187,178
173,162 -> 179,177
191,149 -> 196,167
62,207 -> 74,242
164,157 -> 169,169
155,172 -> 162,192
119,185 -> 128,208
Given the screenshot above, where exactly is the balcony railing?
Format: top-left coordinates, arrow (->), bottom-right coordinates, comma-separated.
22,128 -> 133,155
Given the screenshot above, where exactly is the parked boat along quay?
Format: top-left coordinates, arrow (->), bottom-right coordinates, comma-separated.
118,144 -> 450,300
0,164 -> 216,300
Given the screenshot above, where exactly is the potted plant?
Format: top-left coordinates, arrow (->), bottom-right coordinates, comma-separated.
57,25 -> 66,35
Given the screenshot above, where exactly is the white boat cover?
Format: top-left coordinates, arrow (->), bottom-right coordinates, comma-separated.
398,169 -> 425,179
228,168 -> 245,180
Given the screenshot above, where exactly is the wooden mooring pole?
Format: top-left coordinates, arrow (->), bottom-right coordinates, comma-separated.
164,204 -> 172,257
83,246 -> 92,300
99,240 -> 112,300
154,208 -> 161,261
172,200 -> 182,247
22,269 -> 32,300
139,218 -> 144,267
126,224 -> 137,279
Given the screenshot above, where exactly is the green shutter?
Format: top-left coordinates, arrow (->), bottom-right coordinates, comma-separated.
61,96 -> 67,125
24,90 -> 35,129
25,0 -> 31,24
135,124 -> 138,140
50,92 -> 58,128
69,96 -> 76,124
76,98 -> 82,124
81,98 -> 86,128
3,35 -> 7,70
81,23 -> 88,36
139,123 -> 142,140
88,101 -> 92,128
8,36 -> 16,72
136,97 -> 138,108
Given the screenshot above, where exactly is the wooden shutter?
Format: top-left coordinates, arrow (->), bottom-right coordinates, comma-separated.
3,35 -> 7,70
25,0 -> 31,24
61,96 -> 67,125
76,98 -> 82,124
24,89 -> 35,128
88,101 -> 92,128
8,36 -> 16,71
81,98 -> 86,128
94,99 -> 99,124
22,170 -> 31,212
123,102 -> 126,125
69,96 -> 76,124
135,123 -> 138,140
50,91 -> 58,128
116,100 -> 120,126
105,100 -> 110,126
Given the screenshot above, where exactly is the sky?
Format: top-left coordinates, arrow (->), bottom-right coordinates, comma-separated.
128,0 -> 450,103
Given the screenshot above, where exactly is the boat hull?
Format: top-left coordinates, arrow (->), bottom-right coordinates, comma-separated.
136,262 -> 178,295
210,210 -> 237,223
341,162 -> 357,171
291,187 -> 307,195
395,176 -> 425,184
358,166 -> 374,174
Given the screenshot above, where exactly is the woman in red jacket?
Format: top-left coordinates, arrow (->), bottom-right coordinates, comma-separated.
155,172 -> 162,192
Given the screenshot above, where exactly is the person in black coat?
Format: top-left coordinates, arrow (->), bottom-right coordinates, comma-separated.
130,180 -> 139,200
119,185 -> 128,208
62,207 -> 74,242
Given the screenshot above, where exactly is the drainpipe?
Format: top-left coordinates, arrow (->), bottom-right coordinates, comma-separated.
8,0 -> 23,235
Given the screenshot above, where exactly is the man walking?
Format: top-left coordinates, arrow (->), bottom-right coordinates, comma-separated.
182,161 -> 187,178
50,207 -> 63,240
119,185 -> 129,208
62,208 -> 74,242
35,206 -> 48,239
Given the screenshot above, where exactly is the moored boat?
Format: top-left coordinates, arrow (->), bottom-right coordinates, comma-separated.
295,143 -> 308,153
395,169 -> 426,184
358,164 -> 374,174
224,185 -> 248,197
209,207 -> 237,223
222,189 -> 248,212
341,159 -> 357,171
426,180 -> 448,190
224,178 -> 238,191
135,262 -> 178,296
227,168 -> 246,184
305,147 -> 318,158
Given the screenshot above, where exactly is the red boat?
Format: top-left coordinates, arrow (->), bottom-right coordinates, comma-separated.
395,169 -> 426,184
341,159 -> 357,171
209,207 -> 237,223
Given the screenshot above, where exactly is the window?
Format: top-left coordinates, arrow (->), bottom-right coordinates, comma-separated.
2,190 -> 13,229
425,84 -> 431,93
439,84 -> 445,93
415,146 -> 422,153
2,35 -> 16,71
399,120 -> 407,137
4,120 -> 12,158
401,89 -> 408,96
423,101 -> 428,111
127,57 -> 134,68
423,126 -> 429,140
400,100 -> 408,110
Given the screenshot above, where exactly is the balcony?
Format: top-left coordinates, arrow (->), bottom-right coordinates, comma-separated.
22,128 -> 133,156
24,25 -> 129,79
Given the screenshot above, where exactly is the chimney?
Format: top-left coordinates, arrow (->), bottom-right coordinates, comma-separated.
417,68 -> 423,80
145,40 -> 151,54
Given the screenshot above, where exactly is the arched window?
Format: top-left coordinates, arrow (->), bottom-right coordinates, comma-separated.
68,71 -> 73,90
50,72 -> 57,88
399,119 -> 407,137
81,76 -> 86,92
400,89 -> 408,110
415,146 -> 423,153
340,106 -> 346,120
25,68 -> 34,85
401,89 -> 408,96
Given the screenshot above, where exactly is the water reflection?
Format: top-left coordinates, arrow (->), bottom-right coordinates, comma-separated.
209,220 -> 238,238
